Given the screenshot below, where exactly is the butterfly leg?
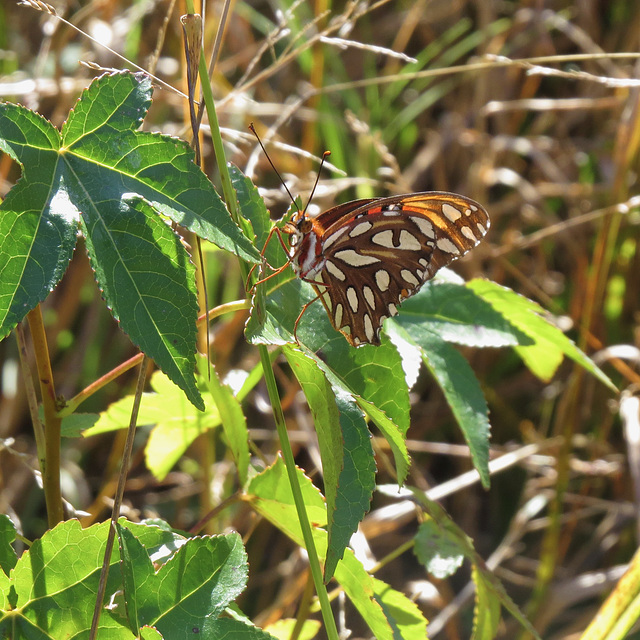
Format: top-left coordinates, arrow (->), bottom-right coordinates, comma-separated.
292,293 -> 324,344
245,225 -> 292,294
291,275 -> 334,344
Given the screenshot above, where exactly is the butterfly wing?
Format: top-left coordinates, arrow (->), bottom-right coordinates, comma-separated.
310,192 -> 489,346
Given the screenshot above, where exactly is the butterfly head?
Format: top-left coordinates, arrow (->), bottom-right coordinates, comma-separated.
287,210 -> 313,247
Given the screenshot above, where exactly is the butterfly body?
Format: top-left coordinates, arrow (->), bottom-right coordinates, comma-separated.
286,192 -> 489,347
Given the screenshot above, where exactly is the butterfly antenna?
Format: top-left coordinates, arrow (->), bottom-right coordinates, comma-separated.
302,150 -> 331,216
249,123 -> 299,213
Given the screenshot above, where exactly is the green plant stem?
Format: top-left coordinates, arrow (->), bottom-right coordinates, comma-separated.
184,5 -> 337,634
183,0 -> 239,227
26,305 -> 63,527
258,343 -> 339,640
15,322 -> 46,477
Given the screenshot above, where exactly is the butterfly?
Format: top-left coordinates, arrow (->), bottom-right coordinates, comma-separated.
283,191 -> 490,347
248,125 -> 489,347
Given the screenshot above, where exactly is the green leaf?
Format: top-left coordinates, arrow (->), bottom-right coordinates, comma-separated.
408,489 -> 542,639
0,520 -> 130,639
61,73 -> 259,265
203,360 -> 250,486
468,279 -> 617,391
118,522 -> 154,632
230,163 -> 278,254
140,627 -> 164,640
247,458 -> 425,639
118,527 -> 252,637
0,71 -> 261,410
372,577 -> 428,640
264,618 -> 321,640
284,346 -> 376,582
249,272 -> 412,485
232,162 -> 295,347
121,520 -> 188,565
413,519 -> 464,579
318,335 -> 411,485
245,275 -> 311,347
247,455 -> 327,541
0,515 -> 17,577
395,323 -> 491,488
83,370 -> 221,480
395,279 -> 524,348
0,103 -> 78,342
59,412 -> 100,438
472,564 -> 502,640
81,194 -> 204,409
0,517 -> 268,639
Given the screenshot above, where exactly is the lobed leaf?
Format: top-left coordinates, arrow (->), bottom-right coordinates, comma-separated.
0,71 -> 262,409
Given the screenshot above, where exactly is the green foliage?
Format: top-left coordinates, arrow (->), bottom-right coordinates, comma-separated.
0,71 -> 259,410
0,515 -> 272,639
247,457 -> 428,639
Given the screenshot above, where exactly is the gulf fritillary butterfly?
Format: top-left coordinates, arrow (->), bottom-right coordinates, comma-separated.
285,191 -> 490,347
249,125 -> 489,347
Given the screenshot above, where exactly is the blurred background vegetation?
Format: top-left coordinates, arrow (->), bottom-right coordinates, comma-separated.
1,0 -> 639,638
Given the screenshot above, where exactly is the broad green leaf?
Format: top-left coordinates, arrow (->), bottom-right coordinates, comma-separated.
118,522 -> 154,632
246,458 -> 424,639
0,104 -> 78,342
264,618 -> 321,640
0,520 -> 130,639
60,73 -> 259,264
249,272 -> 411,484
414,519 -> 464,579
0,71 -> 260,410
372,577 -> 428,640
233,162 -> 296,346
323,335 -> 411,436
246,455 -> 327,540
335,550 -> 429,640
0,515 -> 17,576
230,163 -> 280,255
122,520 -> 188,565
0,517 -> 267,640
395,323 -> 491,487
140,627 -> 164,640
284,346 -> 376,581
82,370 -> 220,480
117,527 -> 253,637
80,194 -> 203,410
203,360 -> 250,486
395,280 -> 525,348
317,335 -> 411,485
283,348 -> 343,547
245,275 -> 312,347
59,412 -> 100,438
472,564 -> 502,640
468,279 -> 617,391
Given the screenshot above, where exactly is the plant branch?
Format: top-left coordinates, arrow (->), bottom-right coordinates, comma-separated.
89,354 -> 149,640
26,305 -> 63,526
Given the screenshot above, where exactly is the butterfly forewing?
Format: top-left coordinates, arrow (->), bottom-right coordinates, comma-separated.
296,192 -> 489,347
